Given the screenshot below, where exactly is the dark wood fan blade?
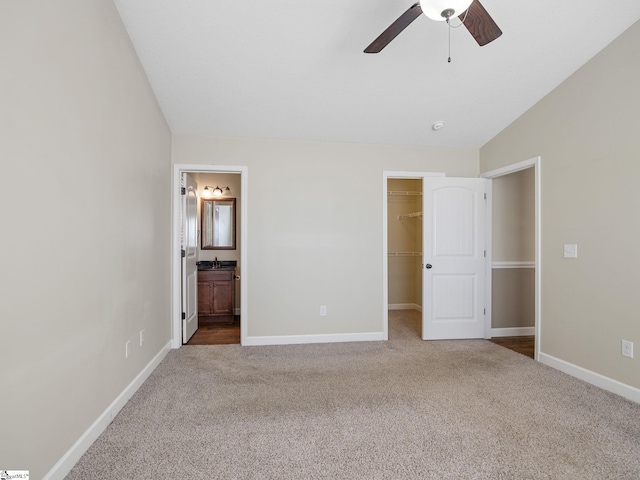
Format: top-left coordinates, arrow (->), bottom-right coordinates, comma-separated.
364,3 -> 423,54
459,0 -> 502,46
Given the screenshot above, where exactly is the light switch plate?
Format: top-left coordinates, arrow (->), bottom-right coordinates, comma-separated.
563,244 -> 578,258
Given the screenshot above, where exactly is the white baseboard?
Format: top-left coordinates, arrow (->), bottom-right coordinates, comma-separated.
539,352 -> 640,404
44,341 -> 172,480
388,303 -> 422,311
491,327 -> 535,337
244,332 -> 385,346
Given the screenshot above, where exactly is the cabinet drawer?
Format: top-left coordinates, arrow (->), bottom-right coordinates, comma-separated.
198,270 -> 233,282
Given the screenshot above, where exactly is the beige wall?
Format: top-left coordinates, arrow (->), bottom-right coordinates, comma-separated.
0,0 -> 172,477
492,269 -> 535,329
491,168 -> 536,329
481,21 -> 640,388
492,168 -> 535,262
192,172 -> 242,263
173,136 -> 478,337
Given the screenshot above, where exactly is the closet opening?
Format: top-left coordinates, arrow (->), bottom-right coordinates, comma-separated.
386,178 -> 423,339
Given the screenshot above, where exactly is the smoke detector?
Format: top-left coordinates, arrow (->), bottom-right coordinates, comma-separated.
432,121 -> 445,131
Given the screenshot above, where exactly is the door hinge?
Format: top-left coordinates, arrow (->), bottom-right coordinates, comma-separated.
484,192 -> 487,200
182,312 -> 186,320
484,250 -> 486,257
484,308 -> 486,315
181,187 -> 186,195
181,249 -> 186,258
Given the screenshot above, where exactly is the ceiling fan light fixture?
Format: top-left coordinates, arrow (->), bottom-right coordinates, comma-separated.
420,0 -> 473,21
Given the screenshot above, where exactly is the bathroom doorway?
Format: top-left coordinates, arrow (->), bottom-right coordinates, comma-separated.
188,172 -> 241,345
171,164 -> 248,348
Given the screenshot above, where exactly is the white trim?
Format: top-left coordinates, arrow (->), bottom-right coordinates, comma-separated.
481,157 -> 536,178
383,171 -> 446,342
484,179 -> 493,339
491,327 -> 535,337
481,156 -> 541,360
43,342 -> 172,480
492,261 -> 535,269
539,352 -> 640,404
244,332 -> 385,346
388,303 -> 422,311
171,164 -> 249,348
385,171 -> 446,179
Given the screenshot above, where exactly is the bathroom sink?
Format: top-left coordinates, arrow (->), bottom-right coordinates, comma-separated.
196,260 -> 237,270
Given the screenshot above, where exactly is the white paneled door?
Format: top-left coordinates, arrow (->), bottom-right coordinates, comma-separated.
182,174 -> 198,343
422,178 -> 488,340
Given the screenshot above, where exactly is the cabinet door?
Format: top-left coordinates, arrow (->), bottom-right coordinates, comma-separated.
197,282 -> 212,315
212,281 -> 233,315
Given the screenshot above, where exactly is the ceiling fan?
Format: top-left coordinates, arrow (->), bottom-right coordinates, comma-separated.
364,0 -> 502,54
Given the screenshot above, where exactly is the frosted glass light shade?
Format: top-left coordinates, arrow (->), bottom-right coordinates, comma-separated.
420,0 -> 473,21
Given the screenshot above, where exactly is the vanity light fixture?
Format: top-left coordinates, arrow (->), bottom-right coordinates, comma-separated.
202,185 -> 230,197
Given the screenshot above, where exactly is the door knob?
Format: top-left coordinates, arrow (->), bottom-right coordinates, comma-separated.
425,264 -> 432,269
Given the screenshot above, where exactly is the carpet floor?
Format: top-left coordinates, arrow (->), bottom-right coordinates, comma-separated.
67,310 -> 640,479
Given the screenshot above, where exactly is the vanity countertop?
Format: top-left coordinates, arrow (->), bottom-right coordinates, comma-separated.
196,260 -> 237,271
197,266 -> 235,271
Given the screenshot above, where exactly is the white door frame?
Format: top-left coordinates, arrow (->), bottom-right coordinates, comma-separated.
171,164 -> 249,348
480,156 -> 541,360
181,173 -> 199,343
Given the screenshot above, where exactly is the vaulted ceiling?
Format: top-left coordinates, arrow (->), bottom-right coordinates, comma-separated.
114,0 -> 640,148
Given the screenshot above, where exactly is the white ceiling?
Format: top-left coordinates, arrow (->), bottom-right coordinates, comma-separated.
113,1 -> 640,148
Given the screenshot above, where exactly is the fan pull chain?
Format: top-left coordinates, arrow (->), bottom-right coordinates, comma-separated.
444,8 -> 469,63
447,19 -> 452,63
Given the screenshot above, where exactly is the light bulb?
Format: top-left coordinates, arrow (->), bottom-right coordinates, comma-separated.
420,0 -> 473,21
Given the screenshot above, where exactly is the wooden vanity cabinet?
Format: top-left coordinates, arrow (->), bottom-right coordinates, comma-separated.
197,269 -> 235,324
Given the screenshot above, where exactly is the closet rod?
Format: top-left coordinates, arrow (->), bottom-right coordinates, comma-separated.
398,212 -> 423,220
388,252 -> 422,256
387,190 -> 422,196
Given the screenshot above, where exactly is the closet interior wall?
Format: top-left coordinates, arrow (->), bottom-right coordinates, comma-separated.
491,168 -> 535,330
387,179 -> 423,311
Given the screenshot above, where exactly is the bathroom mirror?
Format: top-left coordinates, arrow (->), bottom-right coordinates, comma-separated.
201,198 -> 236,250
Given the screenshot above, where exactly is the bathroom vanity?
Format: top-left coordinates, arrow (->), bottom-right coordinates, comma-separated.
197,262 -> 236,324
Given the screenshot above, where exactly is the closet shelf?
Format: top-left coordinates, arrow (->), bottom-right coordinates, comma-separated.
398,211 -> 422,220
387,191 -> 422,196
388,252 -> 422,257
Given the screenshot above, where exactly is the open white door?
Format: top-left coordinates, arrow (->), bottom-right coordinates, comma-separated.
422,177 -> 488,340
182,174 -> 198,343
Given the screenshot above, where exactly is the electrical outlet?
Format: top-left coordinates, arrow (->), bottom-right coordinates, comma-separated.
125,340 -> 131,359
563,244 -> 578,258
320,305 -> 327,316
621,340 -> 634,358
139,329 -> 145,347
